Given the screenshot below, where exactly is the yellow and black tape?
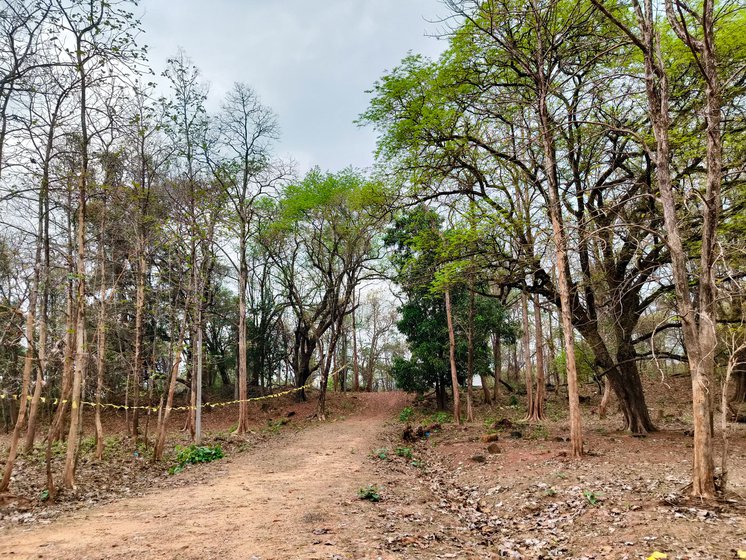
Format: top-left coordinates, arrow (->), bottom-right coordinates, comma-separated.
0,383 -> 314,413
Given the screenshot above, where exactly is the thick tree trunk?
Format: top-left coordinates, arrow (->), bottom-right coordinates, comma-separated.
580,325 -> 656,433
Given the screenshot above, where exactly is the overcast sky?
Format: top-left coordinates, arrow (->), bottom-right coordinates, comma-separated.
141,0 -> 448,174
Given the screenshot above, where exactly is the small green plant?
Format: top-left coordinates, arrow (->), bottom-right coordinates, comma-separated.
411,459 -> 424,468
39,489 -> 49,502
583,490 -> 600,506
431,411 -> 453,424
371,447 -> 389,460
50,439 -> 66,457
508,395 -> 519,406
395,447 -> 413,459
358,484 -> 381,502
529,425 -> 549,440
79,435 -> 97,455
266,418 -> 288,434
168,444 -> 224,475
399,406 -> 414,422
544,487 -> 556,497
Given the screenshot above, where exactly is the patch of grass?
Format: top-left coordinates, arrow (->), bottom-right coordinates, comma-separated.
583,489 -> 601,506
395,447 -> 413,459
528,424 -> 549,440
168,444 -> 224,475
430,411 -> 453,424
50,439 -> 66,457
399,406 -> 414,423
358,484 -> 381,502
265,418 -> 290,434
79,435 -> 97,455
371,447 -> 389,460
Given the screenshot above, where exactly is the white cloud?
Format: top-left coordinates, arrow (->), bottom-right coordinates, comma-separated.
141,0 -> 447,174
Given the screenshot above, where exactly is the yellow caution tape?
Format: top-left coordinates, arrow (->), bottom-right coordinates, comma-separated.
0,383 -> 313,413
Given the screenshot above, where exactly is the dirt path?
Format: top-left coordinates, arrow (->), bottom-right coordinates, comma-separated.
0,392 -> 409,560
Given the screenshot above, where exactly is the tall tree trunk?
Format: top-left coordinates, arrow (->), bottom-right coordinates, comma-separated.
235,233 -> 249,433
195,311 -> 203,444
351,291 -> 360,391
63,54 -> 90,487
49,280 -> 75,443
0,286 -> 37,491
23,166 -> 48,453
492,333 -> 502,402
94,205 -> 108,460
592,0 -> 720,498
465,288 -> 475,421
131,239 -> 146,440
530,294 -> 546,422
666,0 -> 721,499
521,292 -> 535,421
536,64 -> 583,456
154,329 -> 187,462
445,289 -> 461,425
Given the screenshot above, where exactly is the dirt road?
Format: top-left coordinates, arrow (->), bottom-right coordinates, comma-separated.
0,392 -> 409,560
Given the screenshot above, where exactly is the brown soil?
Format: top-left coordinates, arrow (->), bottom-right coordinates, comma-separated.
0,392 -> 409,560
1,381 -> 746,560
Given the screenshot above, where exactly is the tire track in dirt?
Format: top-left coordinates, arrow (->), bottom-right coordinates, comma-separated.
0,392 -> 409,560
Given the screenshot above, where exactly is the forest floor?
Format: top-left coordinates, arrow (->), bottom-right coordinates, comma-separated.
0,379 -> 745,559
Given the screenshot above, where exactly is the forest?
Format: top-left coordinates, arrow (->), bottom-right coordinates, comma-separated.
0,0 -> 745,556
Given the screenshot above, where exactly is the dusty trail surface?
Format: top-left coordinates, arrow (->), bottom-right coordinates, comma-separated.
0,392 -> 408,560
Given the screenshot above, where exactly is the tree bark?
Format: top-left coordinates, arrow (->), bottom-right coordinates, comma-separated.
0,287 -> 37,491
235,232 -> 249,433
445,289 -> 461,425
492,333 -> 502,402
521,292 -> 535,420
351,291 -> 360,391
535,43 -> 583,456
530,293 -> 545,422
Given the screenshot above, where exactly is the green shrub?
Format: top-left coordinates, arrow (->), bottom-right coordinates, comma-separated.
395,447 -> 413,459
169,444 -> 224,475
431,411 -> 452,424
399,406 -> 414,422
358,485 -> 381,502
